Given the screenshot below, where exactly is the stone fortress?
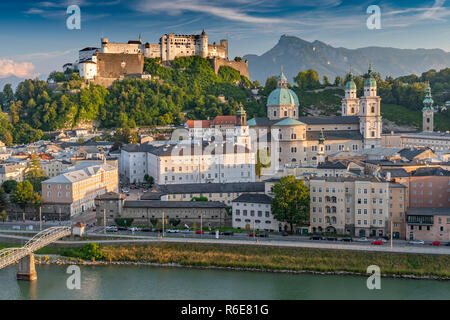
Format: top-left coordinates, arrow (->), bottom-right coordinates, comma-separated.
64,30 -> 249,86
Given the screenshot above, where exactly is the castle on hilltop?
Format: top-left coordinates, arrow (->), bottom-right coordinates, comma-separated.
63,30 -> 249,86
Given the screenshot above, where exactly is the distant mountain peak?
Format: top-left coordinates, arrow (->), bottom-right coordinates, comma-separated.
243,35 -> 450,83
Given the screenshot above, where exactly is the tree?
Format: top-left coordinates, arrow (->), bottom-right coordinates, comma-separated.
0,210 -> 6,223
191,196 -> 208,202
234,57 -> 242,62
144,174 -> 154,188
11,181 -> 34,220
322,75 -> 330,86
2,180 -> 18,194
25,155 -> 46,179
271,175 -> 310,233
0,187 -> 6,211
294,69 -> 321,90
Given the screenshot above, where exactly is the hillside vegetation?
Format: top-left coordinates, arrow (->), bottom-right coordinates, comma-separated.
0,59 -> 449,146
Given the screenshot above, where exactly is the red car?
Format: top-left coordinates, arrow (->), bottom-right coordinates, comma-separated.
371,239 -> 384,245
248,233 -> 258,237
430,241 -> 441,246
195,230 -> 204,234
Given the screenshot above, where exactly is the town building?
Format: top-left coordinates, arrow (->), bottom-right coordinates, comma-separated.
307,176 -> 390,237
231,193 -> 280,232
141,182 -> 265,205
40,159 -> 71,178
41,162 -> 118,218
406,207 -> 450,241
409,167 -> 450,208
0,163 -> 26,184
120,141 -> 255,185
95,192 -> 230,228
387,182 -> 408,239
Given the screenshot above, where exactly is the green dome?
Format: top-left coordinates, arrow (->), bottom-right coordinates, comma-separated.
345,71 -> 356,90
267,88 -> 299,106
364,64 -> 376,87
345,79 -> 356,90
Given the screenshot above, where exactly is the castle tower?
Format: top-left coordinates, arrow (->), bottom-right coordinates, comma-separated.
200,29 -> 208,58
342,70 -> 359,116
359,64 -> 382,149
422,82 -> 434,132
267,70 -> 299,120
317,129 -> 326,165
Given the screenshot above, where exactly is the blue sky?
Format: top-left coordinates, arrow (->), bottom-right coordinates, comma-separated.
1,0 -> 450,79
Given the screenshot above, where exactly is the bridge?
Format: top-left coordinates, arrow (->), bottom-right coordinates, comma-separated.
0,226 -> 71,280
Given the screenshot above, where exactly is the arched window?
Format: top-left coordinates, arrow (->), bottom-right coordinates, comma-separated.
371,106 -> 375,113
351,107 -> 354,113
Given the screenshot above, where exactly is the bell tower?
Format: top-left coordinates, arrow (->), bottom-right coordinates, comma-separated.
359,64 -> 382,149
342,69 -> 359,116
422,82 -> 434,133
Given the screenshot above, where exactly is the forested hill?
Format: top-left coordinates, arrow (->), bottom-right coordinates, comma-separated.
0,57 -> 265,145
0,57 -> 449,146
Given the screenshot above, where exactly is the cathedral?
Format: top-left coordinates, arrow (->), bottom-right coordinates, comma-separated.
247,64 -> 382,167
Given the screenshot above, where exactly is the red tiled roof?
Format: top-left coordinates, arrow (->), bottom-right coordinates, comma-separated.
211,115 -> 237,126
186,120 -> 211,128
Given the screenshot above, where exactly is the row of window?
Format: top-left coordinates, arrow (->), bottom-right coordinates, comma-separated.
235,209 -> 270,218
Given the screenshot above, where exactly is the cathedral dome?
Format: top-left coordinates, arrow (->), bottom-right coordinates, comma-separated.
345,71 -> 356,90
267,88 -> 299,106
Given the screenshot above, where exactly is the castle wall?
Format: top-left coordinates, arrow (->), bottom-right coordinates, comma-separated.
96,53 -> 144,79
210,58 -> 249,80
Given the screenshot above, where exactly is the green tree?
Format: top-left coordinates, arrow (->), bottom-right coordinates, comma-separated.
191,196 -> 208,202
10,180 -> 34,218
2,180 -> 18,194
0,210 -> 7,223
0,187 -> 6,211
144,174 -> 154,188
294,69 -> 321,90
271,175 -> 310,233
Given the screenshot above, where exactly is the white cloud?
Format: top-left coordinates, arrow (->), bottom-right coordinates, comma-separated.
0,59 -> 37,78
136,0 -> 290,24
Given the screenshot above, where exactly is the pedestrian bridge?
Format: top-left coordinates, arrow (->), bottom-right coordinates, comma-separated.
0,226 -> 71,280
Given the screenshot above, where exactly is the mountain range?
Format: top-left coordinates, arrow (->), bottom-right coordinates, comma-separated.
243,35 -> 450,84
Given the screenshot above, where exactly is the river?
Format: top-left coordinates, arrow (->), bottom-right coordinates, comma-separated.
0,265 -> 449,300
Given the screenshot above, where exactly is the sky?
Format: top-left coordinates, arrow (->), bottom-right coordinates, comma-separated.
0,0 -> 450,79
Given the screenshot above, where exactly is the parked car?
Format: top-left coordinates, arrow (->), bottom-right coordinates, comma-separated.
248,232 -> 258,237
106,226 -> 118,232
128,227 -> 139,232
371,239 -> 383,245
221,231 -> 234,236
340,237 -> 353,242
430,241 -> 441,246
153,228 -> 163,233
167,229 -> 180,233
141,227 -> 152,232
309,235 -> 323,240
195,230 -> 204,235
280,231 -> 289,236
445,242 -> 450,247
117,226 -> 128,231
258,233 -> 269,238
355,237 -> 369,242
408,239 -> 425,245
326,236 -> 338,241
12,226 -> 21,230
180,229 -> 191,234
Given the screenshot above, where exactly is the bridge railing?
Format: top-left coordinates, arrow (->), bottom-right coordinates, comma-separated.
0,226 -> 71,270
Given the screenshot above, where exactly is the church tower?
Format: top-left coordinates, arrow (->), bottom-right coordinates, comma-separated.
422,83 -> 434,133
317,129 -> 326,165
359,64 -> 382,149
342,70 -> 359,116
234,105 -> 250,148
